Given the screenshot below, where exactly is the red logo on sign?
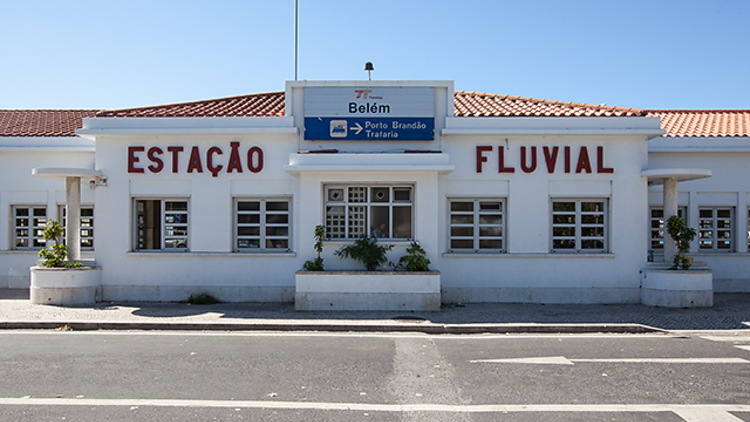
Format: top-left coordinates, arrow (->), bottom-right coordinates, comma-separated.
355,89 -> 372,99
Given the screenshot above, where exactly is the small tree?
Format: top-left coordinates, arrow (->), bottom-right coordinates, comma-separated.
38,220 -> 82,268
302,225 -> 326,271
397,241 -> 431,271
334,235 -> 393,271
666,215 -> 697,270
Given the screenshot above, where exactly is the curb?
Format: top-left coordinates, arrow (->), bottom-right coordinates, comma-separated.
0,321 -> 664,334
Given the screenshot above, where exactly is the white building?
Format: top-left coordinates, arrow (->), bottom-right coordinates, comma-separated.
1,80 -> 748,304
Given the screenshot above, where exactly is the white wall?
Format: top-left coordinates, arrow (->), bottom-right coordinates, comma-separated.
648,142 -> 750,292
0,147 -> 95,288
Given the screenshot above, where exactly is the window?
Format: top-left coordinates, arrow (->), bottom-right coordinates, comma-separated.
448,199 -> 505,253
325,186 -> 413,240
649,207 -> 686,251
134,199 -> 189,251
235,199 -> 290,251
551,200 -> 607,253
60,206 -> 95,250
13,206 -> 47,249
699,207 -> 732,251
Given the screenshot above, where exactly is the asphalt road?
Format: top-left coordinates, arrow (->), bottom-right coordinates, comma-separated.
1,331 -> 750,421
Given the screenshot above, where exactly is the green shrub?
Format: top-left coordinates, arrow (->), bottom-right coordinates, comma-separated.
666,215 -> 697,270
334,235 -> 393,271
397,242 -> 431,271
38,220 -> 82,268
302,225 -> 326,271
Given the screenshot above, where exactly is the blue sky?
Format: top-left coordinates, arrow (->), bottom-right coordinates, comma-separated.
1,0 -> 748,110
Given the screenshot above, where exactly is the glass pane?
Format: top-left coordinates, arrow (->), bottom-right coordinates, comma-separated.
700,230 -> 713,239
238,227 -> 260,236
371,187 -> 389,203
479,239 -> 502,249
581,239 -> 604,249
581,202 -> 604,212
450,239 -> 473,249
266,227 -> 289,237
371,206 -> 389,238
451,215 -> 473,224
15,239 -> 28,248
393,206 -> 411,239
326,206 -> 345,239
238,201 -> 260,211
394,188 -> 411,202
582,215 -> 604,224
718,241 -> 731,249
165,213 -> 187,224
651,241 -> 664,249
700,209 -> 713,219
33,239 -> 46,248
553,202 -> 575,212
266,201 -> 288,211
16,229 -> 28,238
479,226 -> 502,237
266,214 -> 289,224
33,208 -> 46,217
265,239 -> 288,249
717,219 -> 731,229
718,209 -> 731,219
81,239 -> 94,248
718,230 -> 731,239
581,227 -> 604,237
348,187 -> 366,203
164,227 -> 188,236
553,239 -> 575,249
451,227 -> 473,237
651,209 -> 663,218
699,219 -> 713,228
16,218 -> 28,227
700,240 -> 713,249
81,229 -> 93,237
165,201 -> 187,211
451,202 -> 473,212
479,214 -> 501,224
81,208 -> 94,217
15,208 -> 29,217
347,206 -> 366,238
480,202 -> 502,211
164,239 -> 188,249
327,188 -> 344,202
238,214 -> 260,224
553,227 -> 575,237
238,239 -> 260,249
651,220 -> 664,229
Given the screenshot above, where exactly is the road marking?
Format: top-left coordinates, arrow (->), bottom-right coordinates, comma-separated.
471,356 -> 750,365
1,397 -> 749,418
736,345 -> 750,352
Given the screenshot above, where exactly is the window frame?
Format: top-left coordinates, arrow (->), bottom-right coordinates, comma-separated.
698,207 -> 733,252
324,185 -> 414,241
59,205 -> 95,251
233,197 -> 292,252
649,206 -> 687,253
447,198 -> 506,253
551,199 -> 608,253
133,198 -> 190,252
12,205 -> 47,250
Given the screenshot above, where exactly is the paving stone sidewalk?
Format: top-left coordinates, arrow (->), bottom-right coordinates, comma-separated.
0,290 -> 748,332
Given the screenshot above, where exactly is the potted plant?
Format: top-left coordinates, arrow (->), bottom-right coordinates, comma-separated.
640,215 -> 712,308
302,225 -> 326,271
666,215 -> 696,270
333,235 -> 393,271
30,220 -> 101,305
295,231 -> 440,311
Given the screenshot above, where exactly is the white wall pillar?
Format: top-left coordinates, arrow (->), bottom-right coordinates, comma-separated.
65,176 -> 81,262
663,177 -> 679,264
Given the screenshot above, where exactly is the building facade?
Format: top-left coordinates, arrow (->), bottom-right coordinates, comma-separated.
1,80 -> 748,303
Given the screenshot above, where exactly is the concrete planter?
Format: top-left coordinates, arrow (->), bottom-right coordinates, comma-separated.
640,268 -> 713,308
295,270 -> 441,311
30,266 -> 102,305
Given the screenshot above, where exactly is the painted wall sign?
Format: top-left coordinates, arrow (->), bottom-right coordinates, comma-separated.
304,87 -> 435,141
475,145 -> 614,174
128,142 -> 264,177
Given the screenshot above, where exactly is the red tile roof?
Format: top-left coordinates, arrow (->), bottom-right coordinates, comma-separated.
454,91 -> 647,117
0,109 -> 98,137
2,91 -> 748,139
96,92 -> 285,118
647,110 -> 750,138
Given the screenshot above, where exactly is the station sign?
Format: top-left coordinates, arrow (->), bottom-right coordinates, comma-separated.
304,87 -> 435,141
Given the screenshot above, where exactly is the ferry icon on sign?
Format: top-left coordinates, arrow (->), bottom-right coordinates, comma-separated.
330,120 -> 347,138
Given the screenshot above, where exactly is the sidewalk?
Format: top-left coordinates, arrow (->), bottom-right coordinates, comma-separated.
1,289 -> 748,333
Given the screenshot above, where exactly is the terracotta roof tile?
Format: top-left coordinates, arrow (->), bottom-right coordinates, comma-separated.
96,92 -> 285,118
0,109 -> 98,137
453,90 -> 647,117
647,110 -> 750,138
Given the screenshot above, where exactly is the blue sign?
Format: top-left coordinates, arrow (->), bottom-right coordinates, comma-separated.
304,117 -> 435,141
